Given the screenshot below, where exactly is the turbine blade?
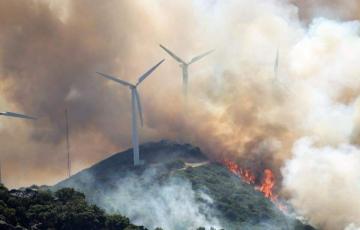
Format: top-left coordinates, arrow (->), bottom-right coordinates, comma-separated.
134,89 -> 143,127
159,44 -> 186,64
0,112 -> 37,120
189,49 -> 214,64
137,59 -> 165,86
96,72 -> 134,87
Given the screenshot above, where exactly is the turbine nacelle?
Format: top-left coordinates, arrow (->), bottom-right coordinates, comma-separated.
96,59 -> 164,128
160,44 -> 213,96
160,44 -> 213,66
96,59 -> 165,89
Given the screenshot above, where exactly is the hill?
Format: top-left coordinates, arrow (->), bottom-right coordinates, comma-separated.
55,140 -> 316,230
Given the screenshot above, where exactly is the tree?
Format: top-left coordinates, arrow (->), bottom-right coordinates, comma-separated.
0,185 -> 147,230
55,188 -> 85,203
105,214 -> 132,230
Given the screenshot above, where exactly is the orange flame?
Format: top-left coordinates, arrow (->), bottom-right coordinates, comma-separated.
256,169 -> 277,202
223,159 -> 255,184
223,160 -> 287,212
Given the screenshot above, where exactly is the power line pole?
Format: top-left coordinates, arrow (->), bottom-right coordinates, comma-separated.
65,109 -> 71,178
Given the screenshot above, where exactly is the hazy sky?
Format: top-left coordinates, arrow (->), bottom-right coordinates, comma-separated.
0,0 -> 359,190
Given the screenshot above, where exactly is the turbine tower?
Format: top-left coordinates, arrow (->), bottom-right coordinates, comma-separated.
160,44 -> 213,96
96,59 -> 164,166
274,49 -> 279,80
0,111 -> 36,184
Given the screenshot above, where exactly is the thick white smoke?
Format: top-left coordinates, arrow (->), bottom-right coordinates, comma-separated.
281,18 -> 360,230
97,169 -> 221,230
282,138 -> 360,230
346,224 -> 360,230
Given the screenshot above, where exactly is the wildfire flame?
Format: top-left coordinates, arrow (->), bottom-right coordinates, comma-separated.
223,159 -> 255,184
223,159 -> 286,212
256,169 -> 277,202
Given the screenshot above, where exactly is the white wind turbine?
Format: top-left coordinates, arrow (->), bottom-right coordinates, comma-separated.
160,44 -> 213,96
0,111 -> 37,184
96,59 -> 165,166
274,48 -> 279,80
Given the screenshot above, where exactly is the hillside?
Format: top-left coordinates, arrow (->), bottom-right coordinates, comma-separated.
56,140 -> 315,230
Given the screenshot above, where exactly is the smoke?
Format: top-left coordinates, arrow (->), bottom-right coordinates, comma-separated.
97,168 -> 221,230
1,0 -> 360,228
0,0 -> 302,187
279,17 -> 360,229
291,0 -> 360,21
282,138 -> 360,230
346,224 -> 360,230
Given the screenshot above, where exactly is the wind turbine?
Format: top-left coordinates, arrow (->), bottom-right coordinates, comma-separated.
160,44 -> 213,96
0,111 -> 37,184
274,48 -> 279,80
96,59 -> 165,166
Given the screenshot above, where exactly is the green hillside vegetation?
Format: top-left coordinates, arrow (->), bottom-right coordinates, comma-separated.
175,163 -> 315,230
0,184 -> 145,230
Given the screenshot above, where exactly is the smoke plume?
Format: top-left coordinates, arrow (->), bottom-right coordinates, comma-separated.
282,138 -> 360,230
98,168 -> 221,230
1,1 -> 360,228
